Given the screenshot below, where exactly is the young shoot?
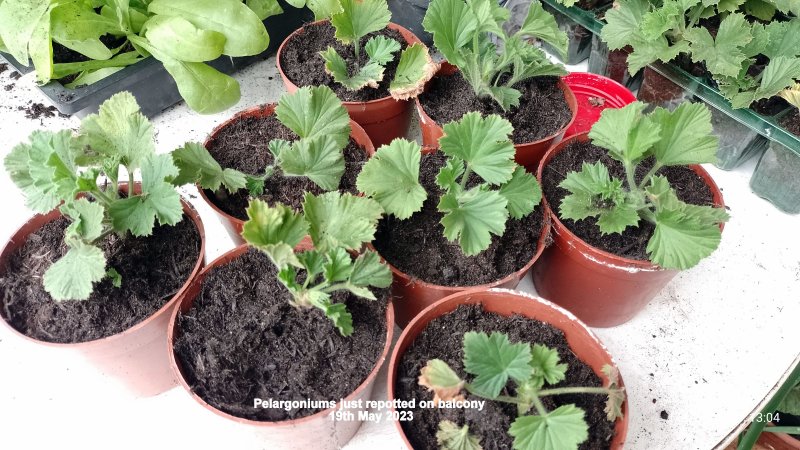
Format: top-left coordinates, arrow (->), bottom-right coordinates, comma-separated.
422,0 -> 568,110
241,191 -> 392,336
419,331 -> 625,450
4,92 -> 187,300
319,0 -> 438,99
173,85 -> 352,197
558,101 -> 730,270
357,112 -> 542,256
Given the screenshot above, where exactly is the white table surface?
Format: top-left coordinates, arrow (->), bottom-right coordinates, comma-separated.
0,56 -> 798,450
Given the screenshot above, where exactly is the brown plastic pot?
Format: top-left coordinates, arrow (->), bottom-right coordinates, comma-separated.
277,20 -> 424,147
533,132 -> 726,328
414,62 -> 579,171
0,183 -> 206,397
199,104 -> 375,245
387,288 -> 629,449
168,244 -> 395,449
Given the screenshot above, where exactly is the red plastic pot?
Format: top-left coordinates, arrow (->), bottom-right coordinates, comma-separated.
168,244 -> 395,449
414,62 -> 579,171
0,184 -> 206,397
199,104 -> 375,245
533,133 -> 726,328
562,72 -> 636,138
387,288 -> 629,449
277,21 -> 425,147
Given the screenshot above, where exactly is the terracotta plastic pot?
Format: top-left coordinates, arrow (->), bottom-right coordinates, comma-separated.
277,20 -> 424,147
768,424 -> 800,449
168,244 -> 395,449
562,72 -> 636,138
199,104 -> 375,245
414,62 -> 579,171
387,288 -> 629,449
0,183 -> 206,397
533,133 -> 726,328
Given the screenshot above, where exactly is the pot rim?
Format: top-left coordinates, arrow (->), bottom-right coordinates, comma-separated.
276,20 -> 424,107
537,131 -> 727,271
386,287 -> 629,449
0,182 -> 207,348
167,243 -> 396,428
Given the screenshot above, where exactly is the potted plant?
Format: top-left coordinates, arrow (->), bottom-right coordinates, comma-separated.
276,0 -> 438,146
735,364 -> 800,449
417,0 -> 578,170
0,92 -> 206,396
356,112 -> 550,326
534,101 -> 729,327
184,85 -> 375,243
168,191 -> 394,449
0,0 -> 306,115
387,288 -> 628,449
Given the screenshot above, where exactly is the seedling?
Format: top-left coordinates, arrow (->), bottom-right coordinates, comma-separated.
357,112 -> 541,256
422,0 -> 568,110
558,101 -> 729,270
4,92 -> 189,300
419,331 -> 625,450
241,192 -> 392,336
318,0 -> 437,99
173,85 -> 352,196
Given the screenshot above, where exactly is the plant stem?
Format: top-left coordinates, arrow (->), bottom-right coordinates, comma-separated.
640,162 -> 662,189
322,282 -> 350,293
623,162 -> 637,193
354,40 -> 361,67
763,426 -> 800,434
737,363 -> 800,450
460,164 -> 473,190
530,396 -> 549,417
537,386 -> 612,397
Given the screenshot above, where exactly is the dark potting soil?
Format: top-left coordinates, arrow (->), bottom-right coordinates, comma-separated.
780,109 -> 800,137
542,140 -> 716,261
395,304 -> 615,450
173,248 -> 388,421
418,71 -> 572,144
0,216 -> 201,343
279,21 -> 408,102
18,102 -> 58,120
203,113 -> 368,220
9,71 -> 21,80
0,62 -> 7,74
373,153 -> 544,287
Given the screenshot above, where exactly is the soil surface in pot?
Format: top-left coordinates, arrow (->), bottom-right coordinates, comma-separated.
203,114 -> 368,220
542,140 -> 715,261
395,304 -> 615,450
780,109 -> 800,137
373,153 -> 544,286
173,249 -> 388,421
0,216 -> 201,343
279,21 -> 408,102
419,71 -> 571,144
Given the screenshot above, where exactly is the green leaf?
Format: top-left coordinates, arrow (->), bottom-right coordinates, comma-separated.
172,142 -> 248,192
530,344 -> 567,386
106,267 -> 123,288
348,250 -> 392,289
298,249 -> 325,277
52,51 -> 143,80
684,13 -> 751,78
499,167 -> 540,220
144,15 -> 226,62
437,421 -> 483,450
390,42 -> 438,100
148,0 -> 269,57
330,0 -> 390,44
465,0 -> 507,36
440,112 -> 516,185
0,0 -> 50,65
600,0 -> 648,51
731,57 -> 800,109
649,103 -> 718,166
639,1 -> 682,41
276,136 -> 345,190
588,102 -> 661,165
436,157 -> 466,192
303,192 -> 384,252
365,35 -> 401,65
648,205 -> 723,270
51,2 -> 118,61
43,242 -> 107,301
62,198 -> 105,242
306,290 -> 354,336
356,138 -> 426,220
439,188 -> 508,256
626,38 -> 688,75
762,19 -> 800,60
422,0 -> 478,66
321,36 -> 400,91
745,0 -> 776,20
286,0 -> 343,20
275,86 -> 351,148
463,331 -> 532,398
241,199 -> 309,254
419,360 -> 466,403
246,0 -> 283,20
559,161 -> 639,234
509,405 -> 589,450
778,384 -> 800,415
516,0 -> 568,60
324,247 -> 353,282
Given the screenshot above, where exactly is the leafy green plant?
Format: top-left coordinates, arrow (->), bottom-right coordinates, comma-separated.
357,112 -> 541,256
173,85 -> 352,197
241,192 -> 391,336
558,101 -> 729,270
0,0 -> 288,113
419,331 -> 625,450
3,92 -> 191,300
422,0 -> 568,110
317,0 -> 437,99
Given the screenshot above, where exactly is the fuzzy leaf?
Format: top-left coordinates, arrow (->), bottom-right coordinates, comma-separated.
601,0 -> 648,50
439,188 -> 508,256
80,92 -> 154,171
465,0 -> 507,36
390,43 -> 439,100
516,0 -> 568,59
298,250 -> 326,278
437,421 -> 483,450
422,0 -> 478,66
275,86 -> 351,148
356,138 -> 426,220
307,291 -> 354,336
588,102 -> 661,165
419,360 -> 466,403
648,208 -> 723,270
241,199 -> 309,258
43,242 -> 107,301
323,247 -> 353,282
436,157 -> 466,192
62,198 -> 104,242
684,13 -> 751,78
627,39 -> 688,75
348,250 -> 392,291
330,0 -> 390,44
649,103 -> 719,166
321,36 -> 400,91
530,344 -> 568,386
762,20 -> 800,60
303,192 -> 384,252
440,113 -> 516,185
509,405 -> 589,450
463,331 -> 532,399
276,136 -> 345,190
365,35 -> 401,65
731,57 -> 800,109
172,142 -> 248,192
499,167 -> 541,219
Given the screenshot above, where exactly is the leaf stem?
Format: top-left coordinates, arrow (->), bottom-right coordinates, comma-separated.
763,426 -> 800,434
459,164 -> 473,190
322,282 -> 350,293
639,162 -> 662,190
623,162 -> 637,193
354,39 -> 362,68
537,386 -> 613,397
